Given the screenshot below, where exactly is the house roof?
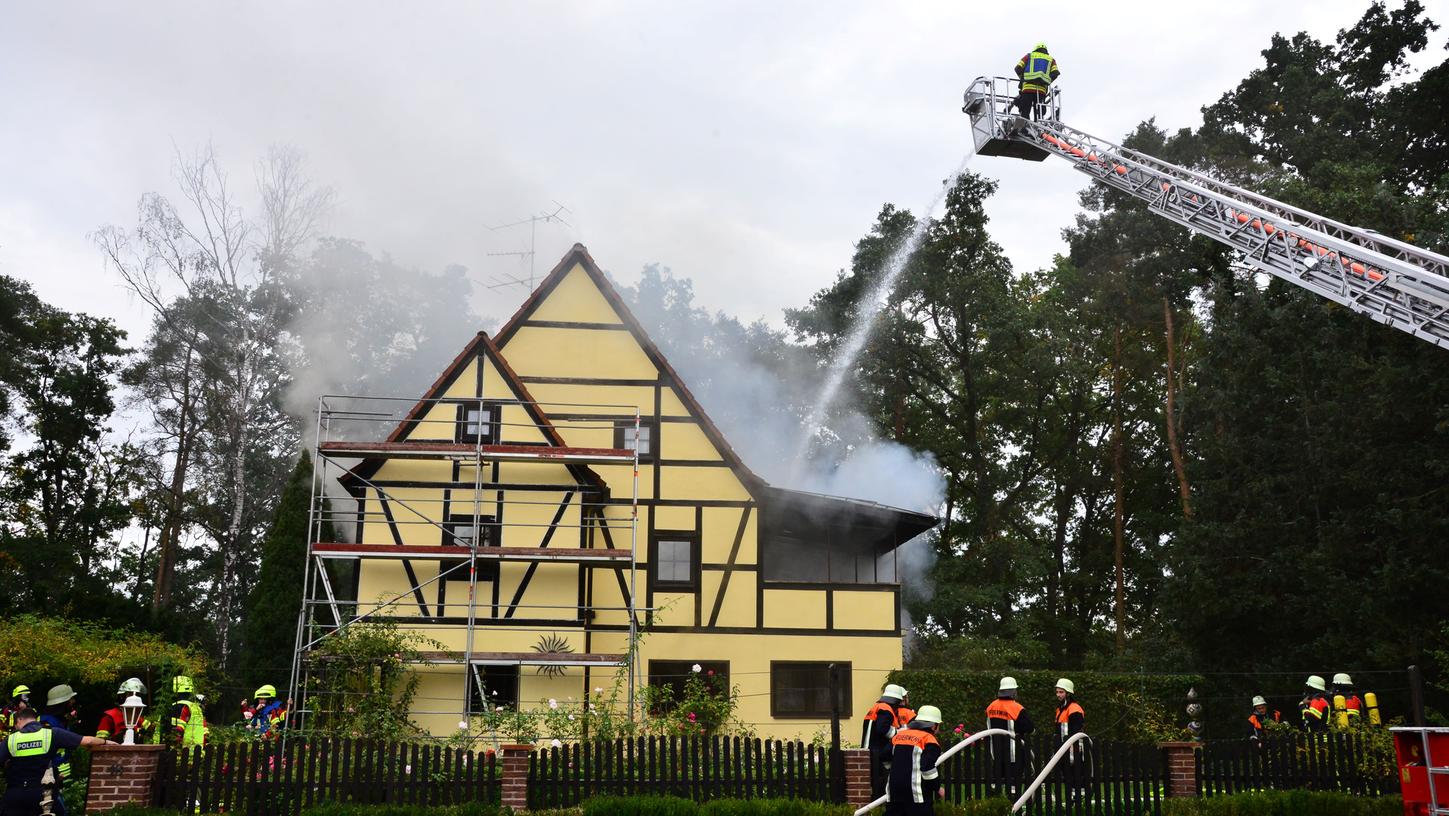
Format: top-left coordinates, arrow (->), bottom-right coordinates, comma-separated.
337,330 -> 605,492
495,244 -> 937,539
761,486 -> 938,548
495,243 -> 768,493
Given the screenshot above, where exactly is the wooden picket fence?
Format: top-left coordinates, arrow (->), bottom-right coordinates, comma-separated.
528,737 -> 833,808
939,734 -> 1167,816
152,732 -> 1401,814
155,737 -> 498,816
1198,732 -> 1399,797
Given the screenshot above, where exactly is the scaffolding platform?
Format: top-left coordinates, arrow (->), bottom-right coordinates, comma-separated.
310,542 -> 632,563
317,440 -> 634,463
412,651 -> 628,667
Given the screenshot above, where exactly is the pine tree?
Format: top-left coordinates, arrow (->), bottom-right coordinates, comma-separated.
238,450 -> 322,690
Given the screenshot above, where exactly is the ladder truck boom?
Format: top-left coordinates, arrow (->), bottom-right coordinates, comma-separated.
963,76 -> 1449,350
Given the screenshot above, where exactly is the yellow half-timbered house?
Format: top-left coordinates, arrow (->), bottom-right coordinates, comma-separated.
303,245 -> 936,739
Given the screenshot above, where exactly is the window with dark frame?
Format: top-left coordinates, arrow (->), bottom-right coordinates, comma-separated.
443,514 -> 498,549
770,661 -> 851,719
614,420 -> 656,461
646,660 -> 730,714
469,664 -> 520,711
456,401 -> 501,444
651,534 -> 696,589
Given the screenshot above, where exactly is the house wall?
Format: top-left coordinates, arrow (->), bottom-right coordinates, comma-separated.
340,258 -> 907,741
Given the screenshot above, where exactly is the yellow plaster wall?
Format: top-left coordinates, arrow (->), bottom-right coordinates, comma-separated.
525,266 -> 625,325
763,590 -> 827,630
504,327 -> 658,381
831,591 -> 897,631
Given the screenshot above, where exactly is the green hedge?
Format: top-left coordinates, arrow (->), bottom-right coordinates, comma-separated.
301,804 -> 505,816
1164,791 -> 1402,816
889,669 -> 1204,742
581,797 -> 1011,816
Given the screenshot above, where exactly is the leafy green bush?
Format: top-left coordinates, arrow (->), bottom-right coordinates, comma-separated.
300,803 -> 504,816
891,669 -> 1203,742
700,800 -> 852,816
583,795 -> 701,816
1162,791 -> 1402,816
936,799 -> 1013,816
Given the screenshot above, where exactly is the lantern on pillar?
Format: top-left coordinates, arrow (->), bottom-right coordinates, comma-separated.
120,694 -> 146,745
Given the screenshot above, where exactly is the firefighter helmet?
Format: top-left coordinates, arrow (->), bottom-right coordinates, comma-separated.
173,675 -> 195,694
915,705 -> 943,725
255,684 -> 278,700
11,685 -> 29,699
1305,675 -> 1326,691
1251,695 -> 1267,707
999,677 -> 1018,692
46,684 -> 76,706
882,683 -> 907,701
1056,678 -> 1075,695
118,678 -> 147,697
1333,673 -> 1353,686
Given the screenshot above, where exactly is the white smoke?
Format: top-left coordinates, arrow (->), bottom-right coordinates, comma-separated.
619,266 -> 944,637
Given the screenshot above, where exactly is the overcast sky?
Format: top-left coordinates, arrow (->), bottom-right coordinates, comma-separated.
1,0 -> 1428,344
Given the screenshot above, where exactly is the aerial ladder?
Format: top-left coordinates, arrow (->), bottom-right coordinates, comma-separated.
962,76 -> 1449,350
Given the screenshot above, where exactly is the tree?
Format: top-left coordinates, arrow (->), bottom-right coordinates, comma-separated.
238,450 -> 324,691
0,275 -> 142,620
96,143 -> 329,665
1160,0 -> 1449,674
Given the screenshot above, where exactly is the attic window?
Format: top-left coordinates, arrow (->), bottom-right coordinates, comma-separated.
614,420 -> 655,461
456,402 -> 501,444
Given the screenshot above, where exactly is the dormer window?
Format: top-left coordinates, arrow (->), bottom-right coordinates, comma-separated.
456,402 -> 501,444
614,420 -> 655,461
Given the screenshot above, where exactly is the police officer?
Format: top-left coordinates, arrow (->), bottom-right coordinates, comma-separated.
1247,695 -> 1280,740
985,677 -> 1034,793
1300,675 -> 1330,733
2,708 -> 111,816
95,679 -> 149,742
252,685 -> 286,737
1013,43 -> 1061,119
861,684 -> 909,797
167,676 -> 207,752
1055,679 -> 1087,804
885,704 -> 944,816
1,686 -> 30,736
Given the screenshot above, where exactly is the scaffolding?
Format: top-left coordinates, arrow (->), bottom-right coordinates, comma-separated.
287,392 -> 642,733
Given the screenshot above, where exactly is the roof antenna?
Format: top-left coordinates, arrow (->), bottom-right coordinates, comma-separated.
483,202 -> 573,292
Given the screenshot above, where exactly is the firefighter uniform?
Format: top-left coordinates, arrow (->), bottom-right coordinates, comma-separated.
861,684 -> 909,798
168,676 -> 207,752
2,720 -> 84,816
1055,679 -> 1087,804
96,678 -> 149,742
1013,43 -> 1061,119
985,677 -> 1034,791
885,705 -> 944,816
253,686 -> 286,737
1332,674 -> 1363,726
1,686 -> 30,737
1300,675 -> 1330,733
1247,696 -> 1280,740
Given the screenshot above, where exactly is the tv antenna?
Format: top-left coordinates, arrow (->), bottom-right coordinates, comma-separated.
483,203 -> 573,292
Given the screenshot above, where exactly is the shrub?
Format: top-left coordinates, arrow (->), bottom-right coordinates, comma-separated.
583,796 -> 700,816
891,669 -> 1203,742
300,803 -> 504,816
1162,791 -> 1403,816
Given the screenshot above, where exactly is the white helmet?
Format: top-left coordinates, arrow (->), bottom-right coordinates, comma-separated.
1306,675 -> 1326,691
1251,695 -> 1267,707
914,705 -> 943,725
1332,673 -> 1353,686
999,677 -> 1018,692
882,683 -> 907,701
1056,678 -> 1075,695
118,677 -> 147,697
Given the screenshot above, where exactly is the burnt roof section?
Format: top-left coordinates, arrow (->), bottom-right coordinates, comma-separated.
337,331 -> 604,492
762,485 -> 938,547
494,243 -> 767,493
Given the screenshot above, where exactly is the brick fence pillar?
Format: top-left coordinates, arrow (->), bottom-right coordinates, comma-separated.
1157,741 -> 1200,798
499,744 -> 533,812
85,743 -> 166,813
842,748 -> 875,809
